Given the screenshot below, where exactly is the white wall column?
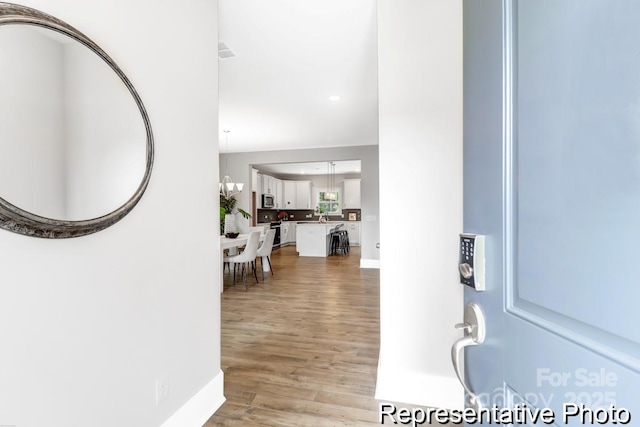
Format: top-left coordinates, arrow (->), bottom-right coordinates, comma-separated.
376,0 -> 464,409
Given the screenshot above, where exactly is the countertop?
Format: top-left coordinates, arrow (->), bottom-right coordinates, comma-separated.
296,221 -> 357,225
259,220 -> 360,225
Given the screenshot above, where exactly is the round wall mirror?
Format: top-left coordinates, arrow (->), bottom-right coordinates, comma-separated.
0,3 -> 154,238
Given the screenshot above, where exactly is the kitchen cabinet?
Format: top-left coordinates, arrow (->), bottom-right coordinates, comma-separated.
346,222 -> 360,245
260,174 -> 284,209
275,179 -> 283,209
252,168 -> 259,193
296,223 -> 334,257
277,222 -> 297,246
283,181 -> 296,209
343,179 -> 361,209
256,173 -> 263,201
262,174 -> 275,195
283,180 -> 312,209
280,222 -> 289,244
295,180 -> 312,209
288,222 -> 297,244
295,221 -> 358,255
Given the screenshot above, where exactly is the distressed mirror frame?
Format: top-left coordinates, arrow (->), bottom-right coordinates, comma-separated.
0,2 -> 154,238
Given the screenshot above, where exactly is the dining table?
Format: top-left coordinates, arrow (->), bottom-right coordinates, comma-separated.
219,232 -> 267,292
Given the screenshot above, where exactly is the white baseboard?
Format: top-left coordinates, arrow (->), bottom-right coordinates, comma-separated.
360,258 -> 380,269
159,370 -> 225,427
375,365 -> 463,410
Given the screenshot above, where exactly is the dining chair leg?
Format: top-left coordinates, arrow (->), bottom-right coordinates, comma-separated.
266,256 -> 274,275
252,261 -> 259,283
244,262 -> 248,291
232,263 -> 237,284
259,257 -> 265,281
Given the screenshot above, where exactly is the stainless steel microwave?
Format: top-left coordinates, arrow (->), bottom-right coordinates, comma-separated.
262,194 -> 275,208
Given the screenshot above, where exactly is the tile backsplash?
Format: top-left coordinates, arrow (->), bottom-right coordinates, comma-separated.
342,209 -> 361,221
257,209 -> 278,223
257,208 -> 361,223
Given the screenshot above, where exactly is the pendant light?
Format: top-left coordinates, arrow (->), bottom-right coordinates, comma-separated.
219,129 -> 244,197
326,161 -> 337,201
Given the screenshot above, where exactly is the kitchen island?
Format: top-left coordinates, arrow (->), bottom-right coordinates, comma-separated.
296,222 -> 337,257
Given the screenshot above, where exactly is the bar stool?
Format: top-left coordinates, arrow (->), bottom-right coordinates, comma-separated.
330,229 -> 350,256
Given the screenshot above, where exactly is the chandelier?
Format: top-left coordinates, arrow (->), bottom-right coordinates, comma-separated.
220,129 -> 244,198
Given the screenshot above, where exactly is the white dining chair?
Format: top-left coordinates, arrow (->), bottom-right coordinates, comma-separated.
234,226 -> 266,254
256,228 -> 276,280
223,231 -> 261,290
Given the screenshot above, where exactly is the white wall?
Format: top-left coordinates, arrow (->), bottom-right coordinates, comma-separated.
376,0 -> 464,409
220,145 -> 379,263
0,1 -> 223,427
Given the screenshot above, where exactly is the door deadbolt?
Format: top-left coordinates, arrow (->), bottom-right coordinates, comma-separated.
459,263 -> 473,279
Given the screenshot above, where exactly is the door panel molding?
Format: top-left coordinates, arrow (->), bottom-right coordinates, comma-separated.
505,385 -> 560,427
502,0 -> 640,374
502,0 -> 517,318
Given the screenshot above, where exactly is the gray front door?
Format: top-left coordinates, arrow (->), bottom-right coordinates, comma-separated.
463,1 -> 640,424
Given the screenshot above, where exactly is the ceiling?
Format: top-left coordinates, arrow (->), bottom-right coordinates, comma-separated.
218,0 -> 379,153
256,160 -> 361,176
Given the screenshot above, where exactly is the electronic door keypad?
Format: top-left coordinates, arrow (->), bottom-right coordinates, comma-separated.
459,233 -> 485,291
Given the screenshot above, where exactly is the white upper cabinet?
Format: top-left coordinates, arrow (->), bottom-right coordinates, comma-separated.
295,180 -> 312,209
283,180 -> 296,209
262,174 -> 275,195
252,169 -> 259,195
282,180 -> 312,209
342,179 -> 361,209
259,174 -> 284,209
275,178 -> 283,209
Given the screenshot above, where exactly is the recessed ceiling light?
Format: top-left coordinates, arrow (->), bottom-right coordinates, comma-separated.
329,95 -> 341,102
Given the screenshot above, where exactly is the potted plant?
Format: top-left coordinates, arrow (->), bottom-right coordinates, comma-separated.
220,193 -> 251,235
315,205 -> 328,223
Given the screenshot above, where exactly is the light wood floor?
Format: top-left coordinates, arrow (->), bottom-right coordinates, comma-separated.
207,244 -> 384,426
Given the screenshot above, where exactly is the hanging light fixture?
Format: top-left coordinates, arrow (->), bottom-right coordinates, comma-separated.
219,129 -> 244,198
325,161 -> 337,201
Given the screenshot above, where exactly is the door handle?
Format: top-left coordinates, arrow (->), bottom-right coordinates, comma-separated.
451,302 -> 485,409
454,322 -> 472,333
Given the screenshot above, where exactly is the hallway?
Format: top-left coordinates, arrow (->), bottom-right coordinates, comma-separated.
208,245 -> 382,425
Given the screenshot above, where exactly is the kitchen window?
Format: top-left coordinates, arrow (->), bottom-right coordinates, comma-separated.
317,190 -> 340,214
